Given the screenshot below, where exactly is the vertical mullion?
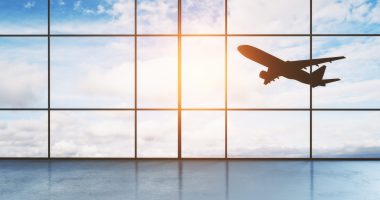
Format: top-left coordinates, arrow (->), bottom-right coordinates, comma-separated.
178,0 -> 182,159
134,0 -> 138,158
224,0 -> 228,159
48,0 -> 51,159
309,0 -> 313,159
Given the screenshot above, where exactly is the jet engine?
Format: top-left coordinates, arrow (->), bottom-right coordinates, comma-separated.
259,71 -> 269,80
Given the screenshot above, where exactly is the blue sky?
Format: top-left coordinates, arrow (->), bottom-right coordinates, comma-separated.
0,0 -> 379,158
0,0 -> 47,33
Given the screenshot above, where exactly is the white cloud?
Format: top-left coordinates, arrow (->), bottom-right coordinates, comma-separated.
52,0 -> 134,34
228,0 -> 310,33
59,0 -> 65,6
182,111 -> 225,158
50,37 -> 134,108
182,37 -> 225,108
137,37 -> 178,108
73,0 -> 81,11
313,37 -> 380,108
137,0 -> 178,34
313,0 -> 380,33
51,111 -> 134,157
0,39 -> 47,108
137,111 -> 178,158
182,0 -> 224,33
0,112 -> 47,157
314,111 -> 380,157
97,4 -> 105,14
228,111 -> 310,158
24,1 -> 36,9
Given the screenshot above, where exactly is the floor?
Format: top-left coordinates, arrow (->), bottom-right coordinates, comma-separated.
0,160 -> 379,200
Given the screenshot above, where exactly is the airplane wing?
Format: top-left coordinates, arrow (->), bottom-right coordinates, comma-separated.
287,56 -> 345,70
263,68 -> 279,85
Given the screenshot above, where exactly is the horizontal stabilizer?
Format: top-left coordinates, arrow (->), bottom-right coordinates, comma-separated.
313,78 -> 340,87
322,78 -> 340,85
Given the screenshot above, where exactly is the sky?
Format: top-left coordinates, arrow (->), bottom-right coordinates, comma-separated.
0,0 -> 379,158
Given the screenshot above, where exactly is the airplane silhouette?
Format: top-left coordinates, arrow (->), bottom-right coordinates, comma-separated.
238,45 -> 345,87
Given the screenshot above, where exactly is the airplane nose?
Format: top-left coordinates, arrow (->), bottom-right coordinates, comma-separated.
237,45 -> 244,52
237,45 -> 246,53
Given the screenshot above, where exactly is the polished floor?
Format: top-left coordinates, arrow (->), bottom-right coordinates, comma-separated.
0,160 -> 379,200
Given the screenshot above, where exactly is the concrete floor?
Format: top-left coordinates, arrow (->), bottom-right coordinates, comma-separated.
0,160 -> 379,200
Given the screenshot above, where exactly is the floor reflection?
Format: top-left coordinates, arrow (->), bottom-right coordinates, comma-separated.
0,160 -> 379,200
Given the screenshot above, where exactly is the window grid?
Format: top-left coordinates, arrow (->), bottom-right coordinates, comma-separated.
0,0 -> 379,160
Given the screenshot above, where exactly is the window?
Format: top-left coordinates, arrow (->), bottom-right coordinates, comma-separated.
1,0 -> 378,159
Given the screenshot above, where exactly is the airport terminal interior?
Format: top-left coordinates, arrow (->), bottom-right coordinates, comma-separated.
0,0 -> 379,199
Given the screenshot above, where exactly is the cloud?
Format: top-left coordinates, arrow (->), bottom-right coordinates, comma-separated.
228,0 -> 310,33
0,112 -> 47,157
51,111 -> 134,157
137,0 -> 177,33
182,37 -> 225,108
137,37 -> 178,108
228,111 -> 310,158
24,1 -> 36,9
50,37 -> 134,108
313,111 -> 380,158
52,0 -> 134,34
182,111 -> 225,157
313,0 -> 380,33
73,0 -> 81,11
59,0 -> 65,6
137,111 -> 178,157
0,39 -> 47,108
182,0 -> 224,33
313,37 -> 380,108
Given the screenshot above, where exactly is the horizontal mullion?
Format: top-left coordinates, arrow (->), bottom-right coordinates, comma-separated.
1,34 -> 380,37
0,108 -> 379,111
0,157 -> 379,160
0,35 -> 47,37
313,108 -> 380,111
313,34 -> 380,36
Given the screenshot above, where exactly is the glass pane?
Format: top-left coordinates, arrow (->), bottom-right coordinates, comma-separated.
182,111 -> 224,158
0,38 -> 47,108
182,37 -> 224,108
51,111 -> 134,157
137,0 -> 178,34
228,111 -> 309,158
313,111 -> 380,158
182,0 -> 224,34
51,37 -> 134,108
228,37 -> 309,108
51,0 -> 134,34
138,37 -> 177,108
137,111 -> 177,158
228,0 -> 309,34
313,0 -> 380,34
0,111 -> 48,157
0,1 -> 47,34
313,37 -> 380,108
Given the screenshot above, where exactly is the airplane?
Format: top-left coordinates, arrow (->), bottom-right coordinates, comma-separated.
237,45 -> 345,87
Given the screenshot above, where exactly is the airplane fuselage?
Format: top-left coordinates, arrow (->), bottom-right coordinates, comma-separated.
280,63 -> 311,85
244,46 -> 312,84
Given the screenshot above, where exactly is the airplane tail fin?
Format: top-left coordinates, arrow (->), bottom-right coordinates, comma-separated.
311,65 -> 340,87
312,65 -> 326,81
